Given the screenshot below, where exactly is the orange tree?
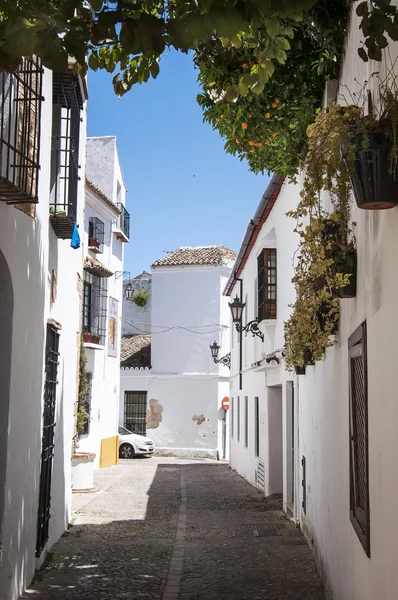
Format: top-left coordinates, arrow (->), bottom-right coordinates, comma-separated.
0,0 -> 396,97
196,1 -> 347,178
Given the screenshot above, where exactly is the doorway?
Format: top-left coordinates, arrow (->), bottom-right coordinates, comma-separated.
0,251 -> 13,547
267,385 -> 283,496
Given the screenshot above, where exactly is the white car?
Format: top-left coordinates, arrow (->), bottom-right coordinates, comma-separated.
118,425 -> 154,458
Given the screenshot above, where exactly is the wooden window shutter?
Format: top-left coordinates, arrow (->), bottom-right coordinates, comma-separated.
257,249 -> 277,321
348,321 -> 370,557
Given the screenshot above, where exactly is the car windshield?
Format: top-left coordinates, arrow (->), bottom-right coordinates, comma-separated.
118,426 -> 133,435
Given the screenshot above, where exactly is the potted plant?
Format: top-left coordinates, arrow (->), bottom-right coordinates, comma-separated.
49,206 -> 67,216
88,237 -> 101,250
131,288 -> 149,307
83,332 -> 101,345
72,339 -> 96,492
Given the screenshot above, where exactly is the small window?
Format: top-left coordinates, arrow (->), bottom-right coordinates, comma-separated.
255,397 -> 259,457
82,271 -> 108,344
244,396 -> 248,448
257,249 -> 277,321
348,321 -> 370,557
88,217 -> 105,253
237,396 -> 240,442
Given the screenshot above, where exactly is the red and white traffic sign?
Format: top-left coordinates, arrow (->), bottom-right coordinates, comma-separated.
221,396 -> 230,411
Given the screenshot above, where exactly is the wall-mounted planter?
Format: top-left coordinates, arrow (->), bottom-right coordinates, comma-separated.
333,250 -> 357,299
71,452 -> 96,492
349,133 -> 398,210
83,332 -> 101,345
294,365 -> 306,375
316,304 -> 339,334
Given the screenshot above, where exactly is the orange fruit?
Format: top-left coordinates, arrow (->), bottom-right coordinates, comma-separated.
249,140 -> 255,146
221,114 -> 225,119
274,97 -> 280,104
250,148 -> 255,153
236,139 -> 240,144
272,131 -> 277,138
242,63 -> 247,67
258,142 -> 263,147
289,83 -> 295,89
241,122 -> 248,129
272,102 -> 277,108
265,112 -> 271,119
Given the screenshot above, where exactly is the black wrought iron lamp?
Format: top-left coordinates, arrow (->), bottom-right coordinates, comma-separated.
125,283 -> 134,300
228,295 -> 264,341
209,341 -> 231,369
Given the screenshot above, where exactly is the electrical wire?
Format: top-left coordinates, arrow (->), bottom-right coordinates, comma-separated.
121,318 -> 224,336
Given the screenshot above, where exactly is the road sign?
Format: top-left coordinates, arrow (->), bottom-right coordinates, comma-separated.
221,396 -> 230,411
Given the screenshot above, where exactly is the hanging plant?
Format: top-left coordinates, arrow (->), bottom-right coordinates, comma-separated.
131,288 -> 149,307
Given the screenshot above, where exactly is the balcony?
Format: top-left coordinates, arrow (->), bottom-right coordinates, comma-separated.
49,71 -> 83,239
88,217 -> 104,254
0,57 -> 43,204
114,203 -> 130,242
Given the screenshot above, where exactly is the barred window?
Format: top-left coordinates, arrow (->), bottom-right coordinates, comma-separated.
0,57 -> 43,203
349,321 -> 370,557
82,271 -> 107,345
257,249 -> 277,321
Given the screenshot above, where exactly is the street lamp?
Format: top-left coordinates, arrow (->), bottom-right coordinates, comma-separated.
228,294 -> 264,341
125,283 -> 134,300
209,341 -> 231,369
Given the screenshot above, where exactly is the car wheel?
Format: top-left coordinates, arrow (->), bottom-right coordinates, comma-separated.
119,443 -> 135,459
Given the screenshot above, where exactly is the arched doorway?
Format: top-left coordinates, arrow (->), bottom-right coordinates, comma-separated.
0,250 -> 13,544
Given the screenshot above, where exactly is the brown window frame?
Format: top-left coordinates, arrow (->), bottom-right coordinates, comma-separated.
348,321 -> 370,557
257,248 -> 277,321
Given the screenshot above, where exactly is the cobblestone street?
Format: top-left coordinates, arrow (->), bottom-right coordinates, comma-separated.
21,459 -> 324,600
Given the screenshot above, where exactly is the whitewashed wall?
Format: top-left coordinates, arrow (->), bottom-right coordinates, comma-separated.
122,273 -> 151,335
0,67 -> 87,600
295,5 -> 398,599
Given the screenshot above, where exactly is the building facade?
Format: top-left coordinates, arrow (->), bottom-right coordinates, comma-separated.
76,139 -> 130,471
120,246 -> 235,459
226,5 -> 398,599
0,63 -> 87,599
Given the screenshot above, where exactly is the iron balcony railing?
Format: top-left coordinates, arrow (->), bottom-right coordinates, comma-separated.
116,203 -> 130,240
0,57 -> 44,203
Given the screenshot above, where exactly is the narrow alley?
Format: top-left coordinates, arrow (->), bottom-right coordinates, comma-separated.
21,458 -> 324,600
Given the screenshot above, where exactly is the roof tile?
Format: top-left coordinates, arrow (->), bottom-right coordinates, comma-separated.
121,335 -> 151,369
151,245 -> 236,268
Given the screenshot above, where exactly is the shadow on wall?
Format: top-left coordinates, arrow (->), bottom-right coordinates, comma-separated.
0,206 -> 65,600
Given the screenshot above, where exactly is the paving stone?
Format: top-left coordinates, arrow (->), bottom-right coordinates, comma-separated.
19,458 -> 324,600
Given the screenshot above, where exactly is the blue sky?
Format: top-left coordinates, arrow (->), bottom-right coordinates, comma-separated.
87,50 -> 269,276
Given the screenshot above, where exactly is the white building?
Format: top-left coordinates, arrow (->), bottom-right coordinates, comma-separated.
120,246 -> 236,459
75,139 -> 129,471
227,5 -> 398,599
0,63 -> 87,599
122,271 -> 152,335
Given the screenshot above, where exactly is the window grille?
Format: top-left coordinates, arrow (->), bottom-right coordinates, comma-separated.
244,396 -> 249,448
88,217 -> 105,253
237,396 -> 240,442
0,57 -> 43,203
255,397 -> 259,457
124,391 -> 147,435
257,249 -> 277,321
36,324 -> 60,556
348,321 -> 370,556
82,271 -> 107,344
50,70 -> 83,238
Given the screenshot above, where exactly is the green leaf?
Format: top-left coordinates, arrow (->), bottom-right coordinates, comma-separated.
265,18 -> 280,38
358,47 -> 369,62
88,53 -> 99,71
356,2 -> 368,17
87,0 -> 103,12
224,84 -> 239,102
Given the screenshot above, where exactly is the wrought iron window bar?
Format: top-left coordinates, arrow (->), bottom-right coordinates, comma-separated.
82,271 -> 108,345
88,216 -> 105,254
258,248 -> 277,321
50,70 -> 83,239
0,57 -> 44,204
116,202 -> 130,241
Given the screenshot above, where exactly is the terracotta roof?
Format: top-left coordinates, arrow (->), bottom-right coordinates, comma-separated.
151,246 -> 237,268
121,335 -> 151,369
85,178 -> 122,215
84,256 -> 114,278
